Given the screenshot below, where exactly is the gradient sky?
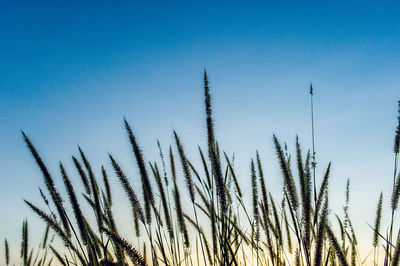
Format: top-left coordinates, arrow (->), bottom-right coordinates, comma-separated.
1,0 -> 400,261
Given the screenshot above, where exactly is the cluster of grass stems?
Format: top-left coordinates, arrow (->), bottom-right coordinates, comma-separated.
3,73 -> 400,266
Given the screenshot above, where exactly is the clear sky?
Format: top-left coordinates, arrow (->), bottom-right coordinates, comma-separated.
1,0 -> 400,261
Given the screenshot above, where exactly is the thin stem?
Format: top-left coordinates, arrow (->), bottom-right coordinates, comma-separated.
388,153 -> 399,265
192,203 -> 208,266
310,84 -> 317,212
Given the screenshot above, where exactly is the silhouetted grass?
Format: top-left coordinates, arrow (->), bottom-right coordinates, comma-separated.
4,72 -> 400,266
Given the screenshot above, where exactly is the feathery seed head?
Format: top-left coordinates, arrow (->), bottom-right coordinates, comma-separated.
22,131 -> 70,236
273,134 -> 299,210
394,101 -> 400,154
124,119 -> 154,224
373,192 -> 383,247
174,131 -> 195,203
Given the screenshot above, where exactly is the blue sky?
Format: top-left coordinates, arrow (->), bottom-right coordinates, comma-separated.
1,0 -> 400,260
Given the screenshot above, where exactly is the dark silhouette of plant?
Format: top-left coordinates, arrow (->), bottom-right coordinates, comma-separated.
7,72 -> 400,266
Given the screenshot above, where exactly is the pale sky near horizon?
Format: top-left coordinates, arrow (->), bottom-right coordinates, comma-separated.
1,0 -> 400,263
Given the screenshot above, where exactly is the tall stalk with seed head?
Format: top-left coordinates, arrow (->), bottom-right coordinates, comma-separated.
387,101 -> 400,266
309,83 -> 317,212
373,192 -> 383,265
